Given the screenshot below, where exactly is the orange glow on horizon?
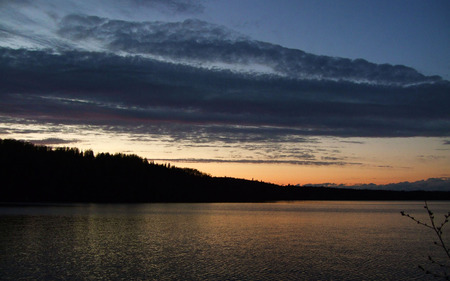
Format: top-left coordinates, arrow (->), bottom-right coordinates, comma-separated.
165,161 -> 449,187
1,122 -> 448,187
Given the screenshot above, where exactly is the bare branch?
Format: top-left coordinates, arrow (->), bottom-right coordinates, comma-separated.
402,201 -> 450,280
400,210 -> 433,229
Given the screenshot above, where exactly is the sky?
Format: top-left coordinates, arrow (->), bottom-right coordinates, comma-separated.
0,0 -> 449,190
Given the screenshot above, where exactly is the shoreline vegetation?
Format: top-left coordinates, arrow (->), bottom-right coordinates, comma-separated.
1,138 -> 449,203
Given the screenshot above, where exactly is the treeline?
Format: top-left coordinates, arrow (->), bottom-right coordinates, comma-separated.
1,139 -> 449,203
0,139 -> 279,202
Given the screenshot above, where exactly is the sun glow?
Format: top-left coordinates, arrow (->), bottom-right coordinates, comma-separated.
1,119 -> 448,186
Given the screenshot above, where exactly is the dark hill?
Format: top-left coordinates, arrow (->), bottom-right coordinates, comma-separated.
1,139 -> 448,203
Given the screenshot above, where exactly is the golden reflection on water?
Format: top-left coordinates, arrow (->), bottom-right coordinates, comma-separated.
1,201 -> 449,280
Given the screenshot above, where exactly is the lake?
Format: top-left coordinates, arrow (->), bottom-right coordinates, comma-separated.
1,201 -> 449,280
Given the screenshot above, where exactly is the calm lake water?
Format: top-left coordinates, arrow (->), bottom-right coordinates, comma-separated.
1,201 -> 449,280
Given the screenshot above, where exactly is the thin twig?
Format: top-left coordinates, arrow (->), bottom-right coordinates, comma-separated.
402,201 -> 450,280
425,201 -> 450,260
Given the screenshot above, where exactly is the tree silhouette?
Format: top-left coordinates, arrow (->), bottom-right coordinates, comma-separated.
1,138 -> 450,203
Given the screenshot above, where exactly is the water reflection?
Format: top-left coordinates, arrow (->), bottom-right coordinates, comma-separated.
1,201 -> 448,280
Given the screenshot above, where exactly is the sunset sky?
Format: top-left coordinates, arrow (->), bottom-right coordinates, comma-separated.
0,0 -> 449,188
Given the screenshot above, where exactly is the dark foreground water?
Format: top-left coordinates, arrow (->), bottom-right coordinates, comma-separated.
1,201 -> 449,280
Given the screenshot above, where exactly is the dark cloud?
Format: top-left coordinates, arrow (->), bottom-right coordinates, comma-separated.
56,15 -> 442,85
30,138 -> 80,145
349,177 -> 450,191
1,15 -> 449,146
0,46 -> 450,138
129,0 -> 204,13
303,177 -> 450,191
1,46 -> 449,140
149,158 -> 356,166
340,140 -> 365,144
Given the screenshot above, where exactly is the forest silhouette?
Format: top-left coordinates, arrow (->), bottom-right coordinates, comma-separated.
1,139 -> 448,203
